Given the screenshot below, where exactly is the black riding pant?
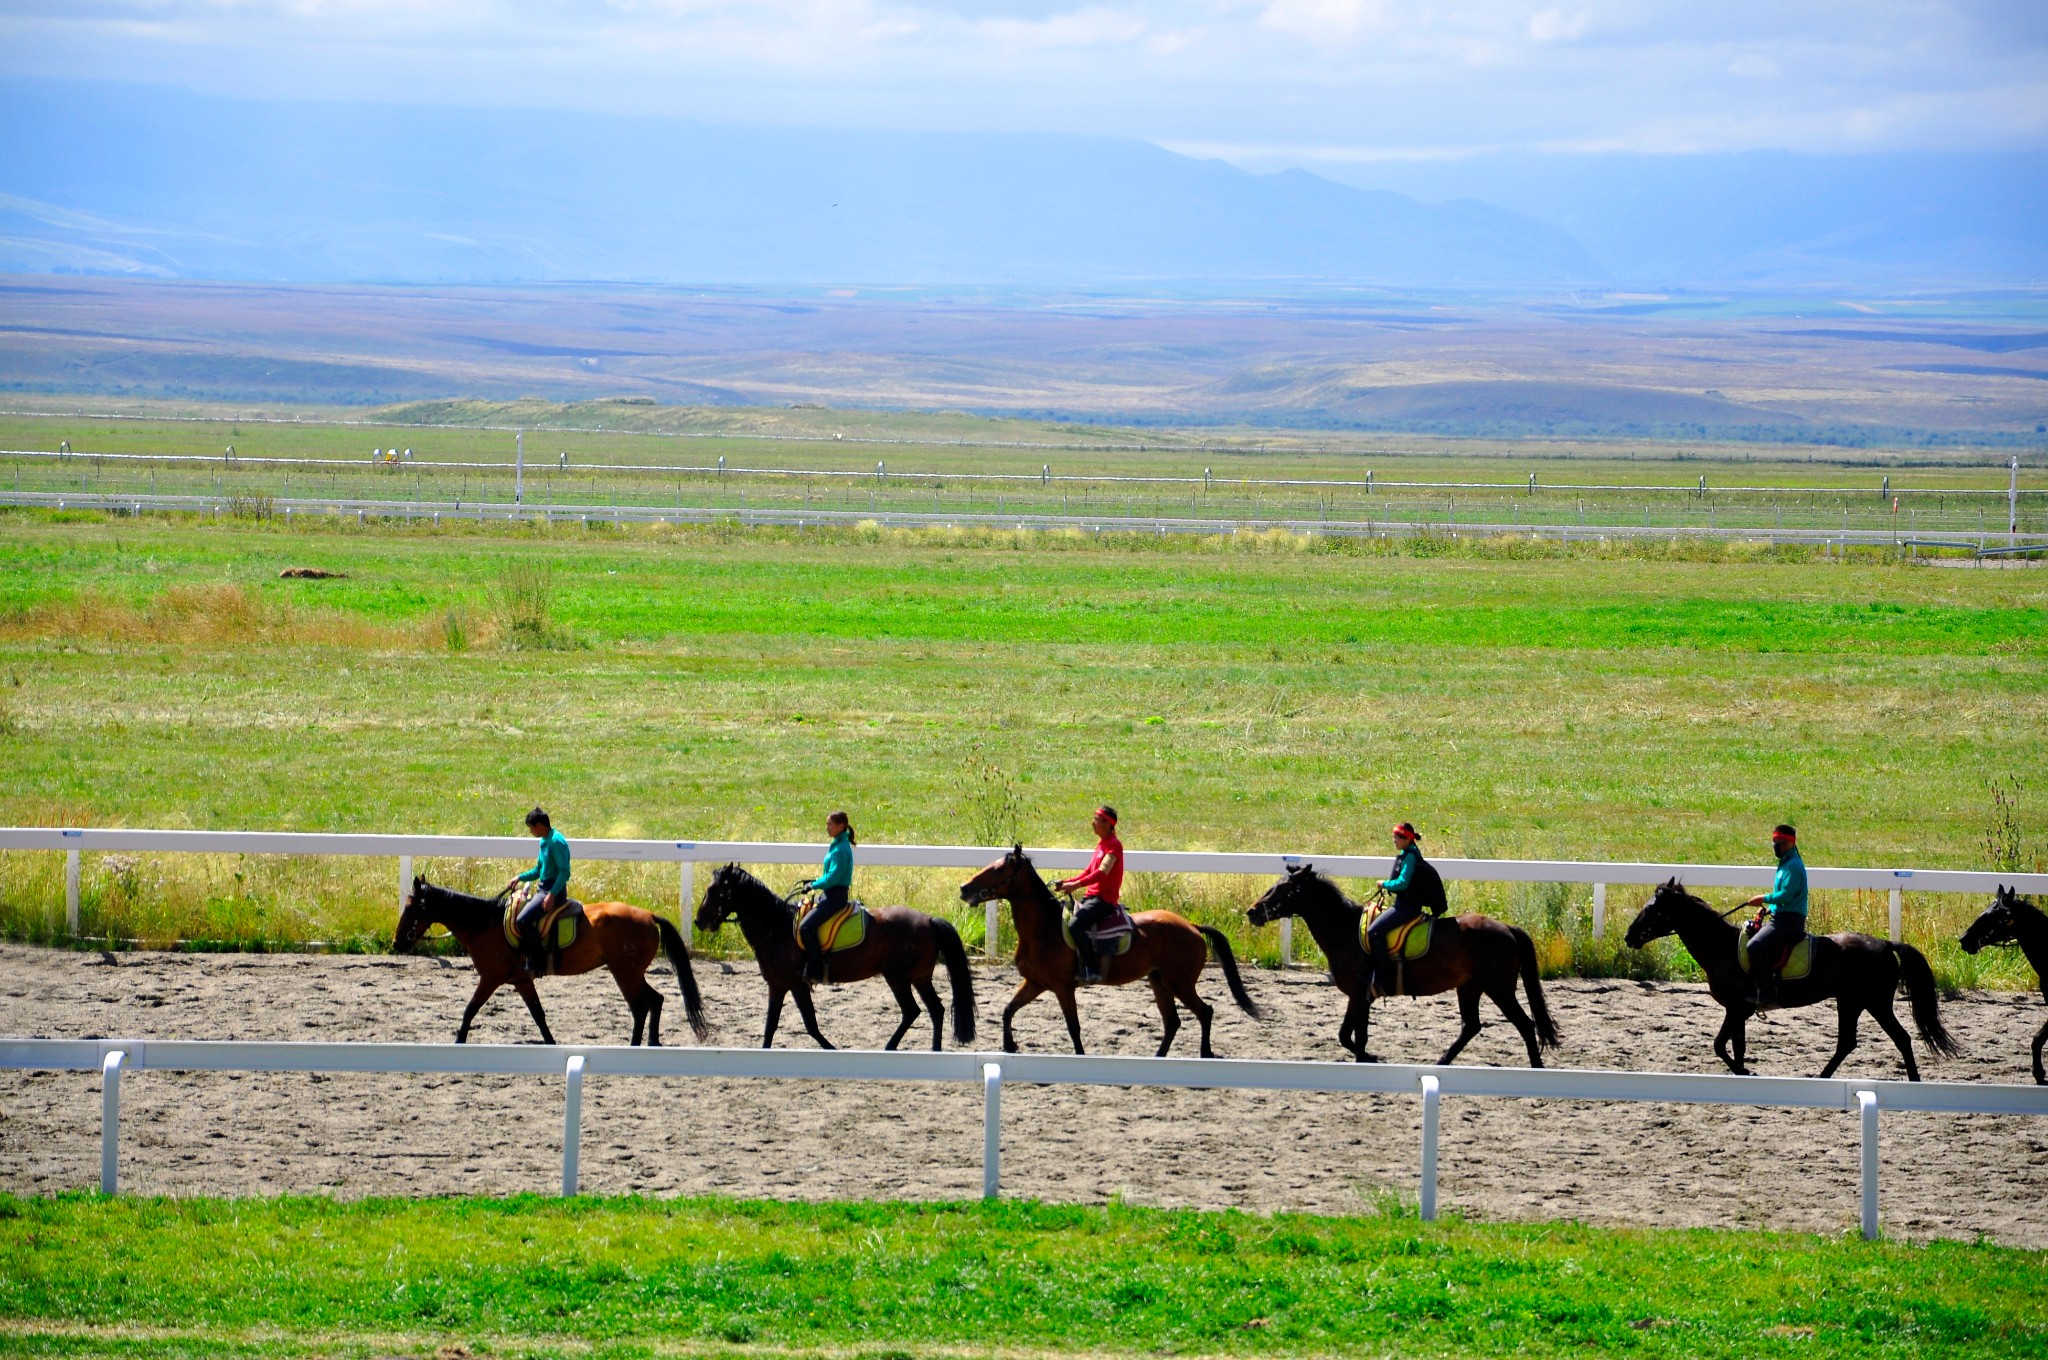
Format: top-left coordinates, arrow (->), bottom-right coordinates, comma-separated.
801,884 -> 851,957
1367,901 -> 1422,955
1070,895 -> 1119,970
518,888 -> 563,945
1750,913 -> 1806,973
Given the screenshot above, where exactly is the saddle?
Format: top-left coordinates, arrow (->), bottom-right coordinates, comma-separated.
502,890 -> 584,975
1738,928 -> 1814,982
792,901 -> 871,956
1062,907 -> 1136,977
1369,916 -> 1440,998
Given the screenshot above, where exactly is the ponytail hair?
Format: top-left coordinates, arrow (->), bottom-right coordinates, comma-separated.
829,810 -> 857,845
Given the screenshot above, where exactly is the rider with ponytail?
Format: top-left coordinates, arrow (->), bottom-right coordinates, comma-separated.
1367,821 -> 1445,994
799,811 -> 857,981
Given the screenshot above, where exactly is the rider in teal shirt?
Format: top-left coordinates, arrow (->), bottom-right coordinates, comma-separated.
800,812 -> 856,981
1741,823 -> 1807,1006
506,807 -> 570,973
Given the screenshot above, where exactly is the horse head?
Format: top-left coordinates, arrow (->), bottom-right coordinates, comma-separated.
1247,862 -> 1320,926
1623,877 -> 1695,950
960,844 -> 1037,906
394,875 -> 442,954
1961,885 -> 2024,955
695,863 -> 773,934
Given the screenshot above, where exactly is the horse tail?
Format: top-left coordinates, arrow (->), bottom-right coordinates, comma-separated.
1890,941 -> 1960,1057
654,916 -> 710,1041
1198,926 -> 1262,1018
934,918 -> 977,1045
1512,926 -> 1561,1049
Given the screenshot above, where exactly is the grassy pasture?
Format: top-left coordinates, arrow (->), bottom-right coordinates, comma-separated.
0,506 -> 2041,984
1,1194 -> 2042,1359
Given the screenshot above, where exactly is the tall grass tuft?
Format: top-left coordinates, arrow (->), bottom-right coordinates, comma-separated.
491,561 -> 574,650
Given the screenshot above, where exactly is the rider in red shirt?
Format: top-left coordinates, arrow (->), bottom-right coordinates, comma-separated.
1057,806 -> 1125,983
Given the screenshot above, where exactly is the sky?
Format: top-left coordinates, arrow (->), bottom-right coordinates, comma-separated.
6,2 -> 2047,170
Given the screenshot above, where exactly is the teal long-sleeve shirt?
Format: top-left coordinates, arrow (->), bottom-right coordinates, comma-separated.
1381,844 -> 1420,894
516,830 -> 571,895
811,831 -> 854,891
1763,850 -> 1808,919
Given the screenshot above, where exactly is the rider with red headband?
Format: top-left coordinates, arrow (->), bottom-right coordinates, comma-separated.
1367,821 -> 1444,994
1740,823 -> 1808,1008
1057,806 -> 1125,983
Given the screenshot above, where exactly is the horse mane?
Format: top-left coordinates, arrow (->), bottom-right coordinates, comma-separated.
1006,849 -> 1065,928
1297,867 -> 1365,917
1657,880 -> 1736,933
711,863 -> 796,924
418,880 -> 504,932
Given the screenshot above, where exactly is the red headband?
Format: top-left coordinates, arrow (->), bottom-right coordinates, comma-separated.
1095,806 -> 1117,824
1392,822 -> 1419,840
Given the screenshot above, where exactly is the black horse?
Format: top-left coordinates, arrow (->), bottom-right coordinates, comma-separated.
1961,886 -> 2048,1085
694,864 -> 975,1051
1625,878 -> 1957,1080
1247,863 -> 1558,1066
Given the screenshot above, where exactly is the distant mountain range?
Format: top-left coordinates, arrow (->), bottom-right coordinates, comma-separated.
0,80 -> 1596,288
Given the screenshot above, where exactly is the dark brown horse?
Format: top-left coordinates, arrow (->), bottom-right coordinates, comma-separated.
1247,863 -> 1558,1066
1961,886 -> 2048,1084
395,877 -> 707,1045
959,846 -> 1259,1057
694,864 -> 975,1050
1626,878 -> 1957,1080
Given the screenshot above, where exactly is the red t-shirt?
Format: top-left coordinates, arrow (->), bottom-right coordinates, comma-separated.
1065,834 -> 1124,906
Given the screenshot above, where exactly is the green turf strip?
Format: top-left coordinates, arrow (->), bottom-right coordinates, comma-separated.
0,1195 -> 2042,1358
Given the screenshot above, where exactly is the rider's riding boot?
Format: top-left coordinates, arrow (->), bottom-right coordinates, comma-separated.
1073,939 -> 1100,984
1370,944 -> 1395,997
800,935 -> 827,982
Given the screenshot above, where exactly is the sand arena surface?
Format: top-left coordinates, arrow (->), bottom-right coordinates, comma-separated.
2,942 -> 2044,1244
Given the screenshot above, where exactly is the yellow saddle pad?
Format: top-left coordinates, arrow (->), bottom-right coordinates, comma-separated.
502,896 -> 582,953
794,903 -> 869,954
1738,931 -> 1813,981
1383,916 -> 1434,961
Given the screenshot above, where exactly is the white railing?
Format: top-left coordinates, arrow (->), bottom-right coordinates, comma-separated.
6,826 -> 2045,959
6,1038 -> 2046,1239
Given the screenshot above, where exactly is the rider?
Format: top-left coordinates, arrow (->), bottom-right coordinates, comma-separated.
1741,823 -> 1808,1008
799,811 -> 856,982
1056,806 -> 1125,984
1367,822 -> 1440,995
506,807 -> 570,975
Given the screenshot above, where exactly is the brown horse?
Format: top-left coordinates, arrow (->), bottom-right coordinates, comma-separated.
1626,878 -> 1957,1080
959,846 -> 1259,1057
395,877 -> 707,1045
1247,863 -> 1558,1066
693,864 -> 976,1050
1961,886 -> 2048,1084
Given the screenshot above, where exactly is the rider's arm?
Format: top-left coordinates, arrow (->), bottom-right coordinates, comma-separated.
1761,857 -> 1807,916
1065,851 -> 1115,893
1380,847 -> 1416,893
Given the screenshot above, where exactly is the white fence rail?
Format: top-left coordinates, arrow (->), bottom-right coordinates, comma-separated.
6,826 -> 2045,959
6,1038 -> 2046,1239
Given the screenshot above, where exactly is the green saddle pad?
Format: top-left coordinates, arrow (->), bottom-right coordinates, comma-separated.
1364,915 -> 1434,960
501,898 -> 582,953
793,903 -> 869,954
1738,931 -> 1813,981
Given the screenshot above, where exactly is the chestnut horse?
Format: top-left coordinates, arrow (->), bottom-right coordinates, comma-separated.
395,877 -> 707,1045
1961,886 -> 2048,1084
694,864 -> 976,1051
1248,864 -> 1557,1066
1626,878 -> 1956,1080
959,846 -> 1259,1057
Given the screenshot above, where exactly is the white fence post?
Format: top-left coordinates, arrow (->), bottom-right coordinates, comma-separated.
397,855 -> 412,911
1278,918 -> 1293,968
1858,1089 -> 1879,1239
679,860 -> 695,947
985,900 -> 1001,958
982,1062 -> 1002,1200
1419,1073 -> 1441,1221
66,846 -> 81,934
101,1049 -> 125,1194
562,1054 -> 587,1196
1591,882 -> 1606,938
1888,889 -> 1902,943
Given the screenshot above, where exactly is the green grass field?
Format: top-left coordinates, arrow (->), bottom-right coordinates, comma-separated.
1,1194 -> 2042,1359
0,505 -> 2041,983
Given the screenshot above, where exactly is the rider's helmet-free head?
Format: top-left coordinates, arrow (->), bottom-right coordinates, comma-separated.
525,806 -> 551,831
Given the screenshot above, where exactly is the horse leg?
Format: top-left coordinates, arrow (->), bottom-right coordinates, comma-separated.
1436,983 -> 1484,1066
1487,982 -> 1544,1069
609,964 -> 647,1046
456,976 -> 502,1044
1055,986 -> 1086,1055
793,982 -> 836,1050
2035,1015 -> 2048,1086
1148,976 -> 1182,1057
640,983 -> 666,1047
1712,1010 -> 1749,1074
1816,1001 -> 1862,1079
762,985 -> 787,1048
914,976 -> 946,1051
1172,976 -> 1218,1059
1867,998 -> 1921,1082
1001,979 -> 1045,1054
1354,997 -> 1381,1063
883,971 -> 921,1052
511,976 -> 557,1045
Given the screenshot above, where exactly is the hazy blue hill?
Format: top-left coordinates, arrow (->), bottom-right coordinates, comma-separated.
0,80 -> 1599,288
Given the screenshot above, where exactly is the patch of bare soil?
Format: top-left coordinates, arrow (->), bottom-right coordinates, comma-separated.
2,943 -> 2043,1244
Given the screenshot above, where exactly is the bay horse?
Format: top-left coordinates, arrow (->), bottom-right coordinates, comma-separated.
1625,878 -> 1957,1080
1247,863 -> 1558,1066
958,846 -> 1259,1057
1960,886 -> 2048,1084
394,877 -> 707,1045
693,864 -> 976,1051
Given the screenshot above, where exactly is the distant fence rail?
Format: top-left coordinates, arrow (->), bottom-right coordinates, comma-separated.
5,1037 -> 2045,1238
8,826 -> 2045,959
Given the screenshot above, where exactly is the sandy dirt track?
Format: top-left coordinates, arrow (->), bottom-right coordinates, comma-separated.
2,942 -> 2044,1245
